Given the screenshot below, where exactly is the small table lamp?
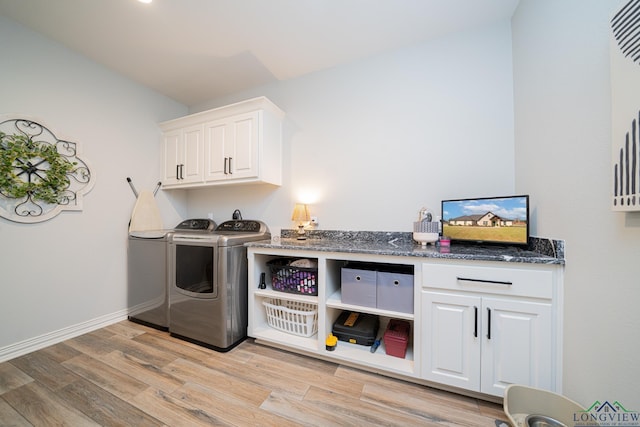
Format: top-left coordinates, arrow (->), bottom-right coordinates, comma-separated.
291,203 -> 310,240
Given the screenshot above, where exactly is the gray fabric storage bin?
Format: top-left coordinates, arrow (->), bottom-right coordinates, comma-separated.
376,270 -> 414,313
341,267 -> 377,308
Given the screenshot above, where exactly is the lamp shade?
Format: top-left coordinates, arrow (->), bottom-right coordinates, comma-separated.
291,203 -> 310,222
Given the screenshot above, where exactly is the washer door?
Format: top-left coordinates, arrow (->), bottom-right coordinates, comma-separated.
174,243 -> 218,299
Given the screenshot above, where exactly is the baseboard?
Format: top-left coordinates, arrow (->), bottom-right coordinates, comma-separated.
0,308 -> 129,363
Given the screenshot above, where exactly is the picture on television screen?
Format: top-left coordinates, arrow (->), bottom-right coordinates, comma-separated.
441,195 -> 529,246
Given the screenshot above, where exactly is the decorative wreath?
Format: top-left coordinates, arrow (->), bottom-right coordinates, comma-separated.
0,132 -> 75,204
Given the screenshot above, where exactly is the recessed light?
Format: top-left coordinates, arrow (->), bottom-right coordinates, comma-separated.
138,0 -> 152,4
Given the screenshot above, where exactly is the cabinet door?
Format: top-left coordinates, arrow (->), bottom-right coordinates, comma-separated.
228,111 -> 259,180
481,298 -> 552,396
204,112 -> 258,182
181,124 -> 204,183
204,119 -> 229,182
162,126 -> 203,186
421,291 -> 481,391
162,130 -> 182,185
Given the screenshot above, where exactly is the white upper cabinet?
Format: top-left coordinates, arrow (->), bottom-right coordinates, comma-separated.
162,124 -> 205,186
203,111 -> 260,183
160,97 -> 284,189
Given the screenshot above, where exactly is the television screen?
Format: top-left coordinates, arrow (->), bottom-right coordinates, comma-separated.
441,195 -> 529,246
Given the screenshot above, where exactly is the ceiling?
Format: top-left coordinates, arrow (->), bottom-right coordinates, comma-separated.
0,0 -> 519,107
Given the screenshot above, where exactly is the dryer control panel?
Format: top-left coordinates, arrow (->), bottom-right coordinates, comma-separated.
216,220 -> 263,233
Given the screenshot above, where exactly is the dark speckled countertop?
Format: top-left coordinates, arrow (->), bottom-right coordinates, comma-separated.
246,230 -> 565,265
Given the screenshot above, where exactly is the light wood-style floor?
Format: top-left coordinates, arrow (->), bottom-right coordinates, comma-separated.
0,320 -> 507,426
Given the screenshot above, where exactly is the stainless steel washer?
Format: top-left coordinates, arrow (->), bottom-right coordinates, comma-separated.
127,229 -> 173,330
168,219 -> 269,351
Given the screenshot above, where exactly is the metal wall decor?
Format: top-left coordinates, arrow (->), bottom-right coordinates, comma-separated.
610,0 -> 640,211
0,117 -> 94,222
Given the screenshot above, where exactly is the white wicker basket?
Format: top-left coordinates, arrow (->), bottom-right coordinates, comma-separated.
262,298 -> 318,337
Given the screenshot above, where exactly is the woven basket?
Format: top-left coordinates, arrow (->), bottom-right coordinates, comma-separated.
267,258 -> 318,295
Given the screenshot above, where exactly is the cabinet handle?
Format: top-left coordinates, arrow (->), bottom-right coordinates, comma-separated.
180,164 -> 184,180
486,307 -> 492,340
457,277 -> 512,286
224,157 -> 228,174
176,164 -> 180,180
474,306 -> 478,338
229,157 -> 233,174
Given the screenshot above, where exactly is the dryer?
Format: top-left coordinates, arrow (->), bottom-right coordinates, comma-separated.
168,219 -> 270,351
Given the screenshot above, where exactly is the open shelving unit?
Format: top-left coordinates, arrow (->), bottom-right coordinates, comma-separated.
248,248 -> 419,378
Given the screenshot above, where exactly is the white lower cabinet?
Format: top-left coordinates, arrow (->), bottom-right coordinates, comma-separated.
247,248 -> 562,401
481,297 -> 552,395
420,261 -> 560,397
422,291 -> 552,396
421,291 -> 481,390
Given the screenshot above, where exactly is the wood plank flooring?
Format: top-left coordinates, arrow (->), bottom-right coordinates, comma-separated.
0,320 -> 507,426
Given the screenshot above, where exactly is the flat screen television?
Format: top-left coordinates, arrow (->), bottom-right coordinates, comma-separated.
441,195 -> 529,246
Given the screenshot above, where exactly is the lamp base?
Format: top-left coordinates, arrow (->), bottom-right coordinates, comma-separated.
296,224 -> 307,240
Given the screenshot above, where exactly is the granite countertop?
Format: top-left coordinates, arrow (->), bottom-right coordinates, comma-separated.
246,230 -> 565,265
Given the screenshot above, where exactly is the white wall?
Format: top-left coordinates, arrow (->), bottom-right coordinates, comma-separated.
187,22 -> 516,232
6,4 -> 630,409
513,0 -> 640,408
0,17 -> 188,353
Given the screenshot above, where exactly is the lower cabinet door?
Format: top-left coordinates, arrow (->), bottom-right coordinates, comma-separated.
480,297 -> 553,396
421,291 -> 481,391
422,291 -> 554,397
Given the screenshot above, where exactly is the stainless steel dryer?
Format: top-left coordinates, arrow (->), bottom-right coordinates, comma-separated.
168,219 -> 270,351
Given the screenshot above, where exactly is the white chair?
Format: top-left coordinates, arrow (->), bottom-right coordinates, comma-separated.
503,384 -> 594,427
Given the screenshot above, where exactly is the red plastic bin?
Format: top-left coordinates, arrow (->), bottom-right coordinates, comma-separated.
383,319 -> 410,358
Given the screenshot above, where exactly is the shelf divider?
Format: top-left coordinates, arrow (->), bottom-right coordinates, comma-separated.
326,289 -> 414,320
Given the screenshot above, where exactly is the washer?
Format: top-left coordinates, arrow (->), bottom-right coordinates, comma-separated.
127,229 -> 174,330
168,219 -> 269,351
